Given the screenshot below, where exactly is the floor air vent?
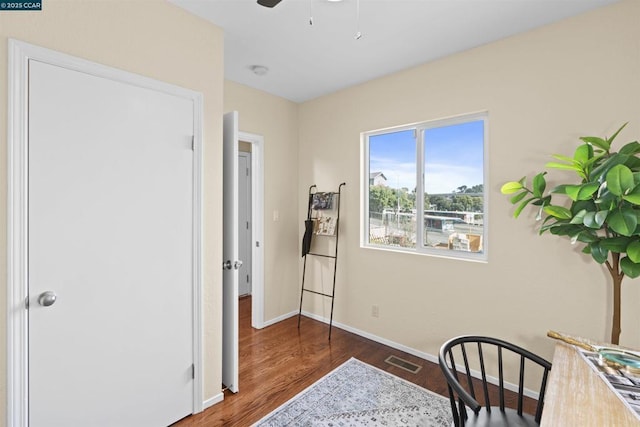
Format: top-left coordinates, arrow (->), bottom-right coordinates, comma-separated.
384,355 -> 422,374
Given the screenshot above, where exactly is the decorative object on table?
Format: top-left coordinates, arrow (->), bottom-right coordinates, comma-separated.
253,357 -> 452,427
578,348 -> 640,420
501,123 -> 640,345
547,330 -> 640,374
439,335 -> 552,427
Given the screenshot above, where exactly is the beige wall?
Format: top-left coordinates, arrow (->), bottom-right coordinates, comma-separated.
298,0 -> 640,363
224,80 -> 300,321
0,0 -> 224,419
3,0 -> 640,419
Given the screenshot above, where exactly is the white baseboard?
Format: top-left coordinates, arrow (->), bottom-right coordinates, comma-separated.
262,310 -> 298,328
299,310 -> 540,400
300,310 -> 439,364
202,391 -> 224,410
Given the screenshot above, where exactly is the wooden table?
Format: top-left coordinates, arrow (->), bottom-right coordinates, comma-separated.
541,342 -> 640,426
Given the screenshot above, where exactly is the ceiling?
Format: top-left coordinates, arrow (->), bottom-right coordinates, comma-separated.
170,0 -> 620,103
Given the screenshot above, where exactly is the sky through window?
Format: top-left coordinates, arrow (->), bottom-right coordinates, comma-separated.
369,121 -> 483,193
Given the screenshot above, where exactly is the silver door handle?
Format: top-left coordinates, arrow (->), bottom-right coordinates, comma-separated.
38,291 -> 57,307
223,260 -> 243,270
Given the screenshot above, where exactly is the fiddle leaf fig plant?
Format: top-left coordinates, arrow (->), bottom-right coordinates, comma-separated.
501,123 -> 640,345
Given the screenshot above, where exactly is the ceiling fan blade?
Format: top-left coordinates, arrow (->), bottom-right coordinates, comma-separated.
257,0 -> 282,7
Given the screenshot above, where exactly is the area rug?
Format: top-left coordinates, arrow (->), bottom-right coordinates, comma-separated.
253,357 -> 452,426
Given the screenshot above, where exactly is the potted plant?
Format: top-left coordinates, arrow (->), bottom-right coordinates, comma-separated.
501,123 -> 640,345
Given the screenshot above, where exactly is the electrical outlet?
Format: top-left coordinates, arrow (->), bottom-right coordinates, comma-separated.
371,305 -> 379,318
273,210 -> 280,221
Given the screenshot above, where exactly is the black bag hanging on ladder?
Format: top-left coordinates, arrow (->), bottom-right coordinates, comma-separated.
301,191 -> 314,257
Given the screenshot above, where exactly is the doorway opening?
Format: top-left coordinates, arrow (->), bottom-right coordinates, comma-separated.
238,132 -> 265,329
221,119 -> 264,397
238,149 -> 252,297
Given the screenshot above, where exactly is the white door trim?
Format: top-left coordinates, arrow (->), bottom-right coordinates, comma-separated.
6,39 -> 204,427
238,131 -> 265,329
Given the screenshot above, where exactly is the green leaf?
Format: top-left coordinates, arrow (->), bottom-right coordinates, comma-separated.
532,172 -> 546,198
557,183 -> 598,202
580,136 -> 610,151
538,217 -> 558,234
559,185 -> 581,201
582,211 -> 599,228
625,156 -> 640,171
532,195 -> 552,206
607,208 -> 638,236
588,242 -> 609,264
595,210 -> 608,226
543,205 -> 572,220
619,141 -> 640,156
622,187 -> 640,205
570,209 -> 587,225
574,230 -> 599,243
590,153 -> 630,182
584,151 -> 607,168
501,181 -> 524,194
549,224 -> 581,236
571,199 -> 597,215
551,185 -> 570,195
513,197 -> 535,218
595,190 -> 618,210
607,122 -> 628,145
635,212 -> 640,233
551,154 -> 578,164
545,162 -> 582,172
574,144 -> 594,164
626,241 -> 640,263
509,191 -> 528,204
606,164 -> 635,196
621,257 -> 640,278
576,183 -> 600,200
600,237 -> 631,252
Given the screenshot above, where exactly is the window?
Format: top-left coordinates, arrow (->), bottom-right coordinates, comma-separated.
362,112 -> 487,261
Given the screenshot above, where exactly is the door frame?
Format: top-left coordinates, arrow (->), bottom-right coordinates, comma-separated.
6,39 -> 204,427
238,131 -> 265,329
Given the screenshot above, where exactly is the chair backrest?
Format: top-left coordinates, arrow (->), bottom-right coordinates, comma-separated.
438,335 -> 552,426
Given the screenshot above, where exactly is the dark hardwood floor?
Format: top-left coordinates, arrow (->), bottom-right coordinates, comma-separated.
174,296 -> 535,426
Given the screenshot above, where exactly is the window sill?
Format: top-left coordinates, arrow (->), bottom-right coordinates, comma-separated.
360,242 -> 488,263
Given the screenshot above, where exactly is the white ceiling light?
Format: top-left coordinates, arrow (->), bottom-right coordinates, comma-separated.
249,65 -> 269,76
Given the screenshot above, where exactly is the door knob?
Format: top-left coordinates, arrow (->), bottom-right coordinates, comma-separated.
38,291 -> 57,307
223,260 -> 243,270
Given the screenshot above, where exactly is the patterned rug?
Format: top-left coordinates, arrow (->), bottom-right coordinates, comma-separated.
253,357 -> 453,426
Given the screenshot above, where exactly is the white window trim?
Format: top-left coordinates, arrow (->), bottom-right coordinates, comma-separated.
361,111 -> 489,262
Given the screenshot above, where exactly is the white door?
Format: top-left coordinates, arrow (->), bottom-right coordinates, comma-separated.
28,60 -> 194,426
238,152 -> 252,296
222,112 -> 240,393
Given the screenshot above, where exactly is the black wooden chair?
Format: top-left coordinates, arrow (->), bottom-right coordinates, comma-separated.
438,336 -> 552,427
